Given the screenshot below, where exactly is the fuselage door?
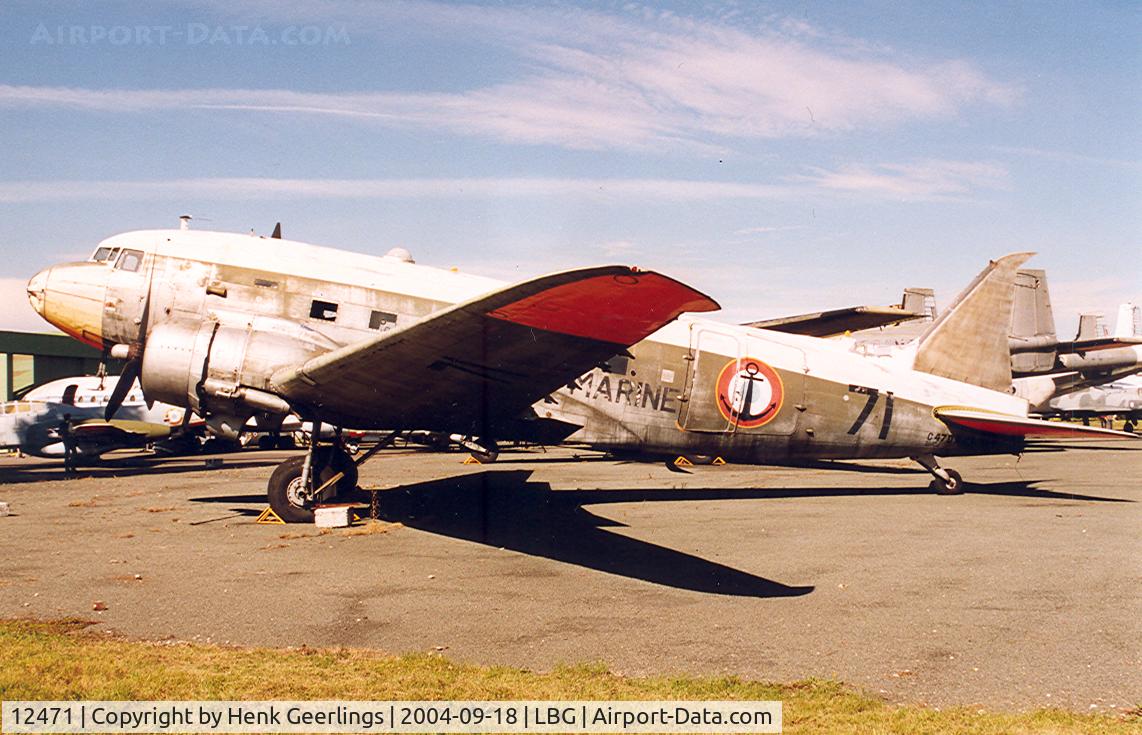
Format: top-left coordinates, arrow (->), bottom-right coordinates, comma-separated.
679,323 -> 741,433
679,323 -> 806,436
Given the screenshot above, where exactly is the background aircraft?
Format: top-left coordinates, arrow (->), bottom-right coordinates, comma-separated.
27,229 -> 1133,521
0,375 -> 195,459
1040,376 -> 1142,432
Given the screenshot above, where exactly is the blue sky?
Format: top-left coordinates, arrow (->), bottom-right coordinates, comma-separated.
1,0 -> 1138,335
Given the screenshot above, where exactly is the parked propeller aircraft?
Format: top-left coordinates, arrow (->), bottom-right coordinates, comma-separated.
0,375 -> 194,459
1040,376 -> 1142,432
27,227 -> 1134,521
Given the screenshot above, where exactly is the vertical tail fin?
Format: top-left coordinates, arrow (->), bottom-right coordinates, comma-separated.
912,252 -> 1035,392
1008,268 -> 1058,375
1113,302 -> 1140,339
1075,313 -> 1107,341
900,287 -> 937,320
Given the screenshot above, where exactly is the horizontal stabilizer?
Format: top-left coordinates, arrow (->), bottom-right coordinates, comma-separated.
935,407 -> 1139,439
73,418 -> 171,441
744,305 -> 925,338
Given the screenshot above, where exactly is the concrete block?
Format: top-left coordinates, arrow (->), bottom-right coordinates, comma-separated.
314,505 -> 352,528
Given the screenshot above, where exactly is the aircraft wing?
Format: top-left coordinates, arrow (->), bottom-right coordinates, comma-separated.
934,407 -> 1138,439
72,419 -> 172,442
1058,336 -> 1142,354
744,305 -> 925,338
271,266 -> 718,433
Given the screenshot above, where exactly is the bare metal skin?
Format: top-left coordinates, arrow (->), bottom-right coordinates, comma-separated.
26,229 -> 1134,520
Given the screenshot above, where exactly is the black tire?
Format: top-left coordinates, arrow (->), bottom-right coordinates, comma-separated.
266,448 -> 359,524
930,468 -> 965,495
267,456 -> 313,523
1124,421 -> 1136,434
470,449 -> 499,463
257,435 -> 277,450
275,435 -> 296,450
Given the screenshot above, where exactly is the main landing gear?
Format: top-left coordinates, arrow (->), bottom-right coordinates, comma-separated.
266,424 -> 401,523
913,454 -> 965,495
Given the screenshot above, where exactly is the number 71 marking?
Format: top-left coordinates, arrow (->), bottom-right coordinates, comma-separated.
846,386 -> 894,439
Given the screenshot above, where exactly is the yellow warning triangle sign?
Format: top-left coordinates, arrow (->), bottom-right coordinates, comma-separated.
255,507 -> 285,525
673,456 -> 694,466
712,456 -> 727,465
463,455 -> 483,465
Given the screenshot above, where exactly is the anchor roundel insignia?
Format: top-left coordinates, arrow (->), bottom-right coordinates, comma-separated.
715,357 -> 783,428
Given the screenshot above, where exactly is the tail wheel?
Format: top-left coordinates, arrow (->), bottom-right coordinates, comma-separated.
266,448 -> 359,524
930,468 -> 965,495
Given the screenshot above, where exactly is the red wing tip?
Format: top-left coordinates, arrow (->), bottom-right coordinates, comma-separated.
487,271 -> 719,344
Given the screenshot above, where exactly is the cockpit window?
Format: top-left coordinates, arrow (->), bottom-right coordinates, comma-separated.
91,246 -> 120,263
115,249 -> 144,272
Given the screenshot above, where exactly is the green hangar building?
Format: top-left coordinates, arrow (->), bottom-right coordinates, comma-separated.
0,330 -> 117,401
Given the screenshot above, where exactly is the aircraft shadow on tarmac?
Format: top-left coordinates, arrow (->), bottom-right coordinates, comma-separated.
0,455 -> 283,484
189,468 -> 1128,598
365,471 -> 819,599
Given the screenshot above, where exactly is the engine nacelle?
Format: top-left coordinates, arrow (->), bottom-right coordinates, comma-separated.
141,316 -> 339,429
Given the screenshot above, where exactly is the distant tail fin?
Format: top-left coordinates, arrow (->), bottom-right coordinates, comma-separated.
1075,313 -> 1107,341
1113,302 -> 1140,339
912,252 -> 1034,392
900,287 -> 937,321
1007,268 -> 1058,374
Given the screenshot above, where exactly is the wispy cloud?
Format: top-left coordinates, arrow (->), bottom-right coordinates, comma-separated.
734,225 -> 808,236
793,159 -> 1010,201
995,146 -> 1142,171
0,167 -> 1010,204
0,3 -> 1018,153
0,176 -> 802,203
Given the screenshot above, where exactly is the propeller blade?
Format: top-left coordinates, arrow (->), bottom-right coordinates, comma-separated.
109,248 -> 158,420
105,359 -> 141,420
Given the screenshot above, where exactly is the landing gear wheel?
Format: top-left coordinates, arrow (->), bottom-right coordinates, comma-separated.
471,448 -> 499,463
267,457 -> 313,523
930,468 -> 964,495
266,447 -> 359,523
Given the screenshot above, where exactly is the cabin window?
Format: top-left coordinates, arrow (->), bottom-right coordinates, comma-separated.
91,246 -> 120,262
309,299 -> 339,321
61,384 -> 78,405
369,310 -> 397,330
115,249 -> 144,272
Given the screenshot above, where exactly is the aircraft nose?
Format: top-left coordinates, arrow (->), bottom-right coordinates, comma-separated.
27,267 -> 50,315
26,262 -> 106,347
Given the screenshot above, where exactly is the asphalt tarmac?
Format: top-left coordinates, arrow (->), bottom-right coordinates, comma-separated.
0,441 -> 1139,712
